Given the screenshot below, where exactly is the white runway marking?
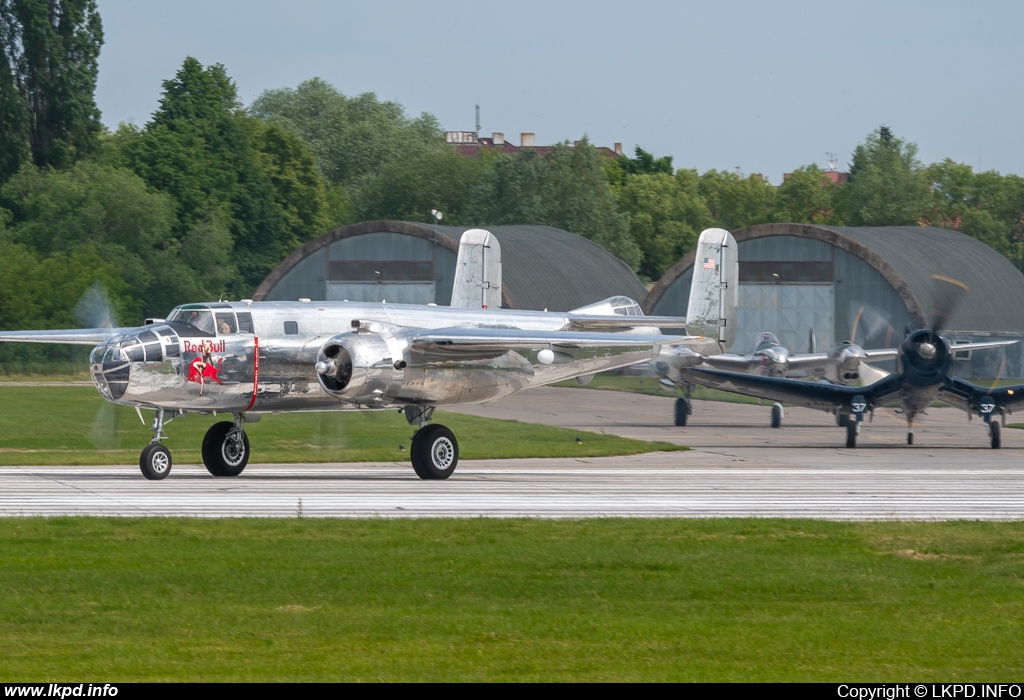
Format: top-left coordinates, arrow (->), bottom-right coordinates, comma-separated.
2,460 -> 1023,519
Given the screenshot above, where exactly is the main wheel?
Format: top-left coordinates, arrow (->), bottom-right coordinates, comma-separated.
991,421 -> 1001,449
202,421 -> 250,477
770,403 -> 783,429
140,442 -> 172,480
410,424 -> 459,480
907,432 -> 914,445
845,421 -> 857,448
674,398 -> 690,427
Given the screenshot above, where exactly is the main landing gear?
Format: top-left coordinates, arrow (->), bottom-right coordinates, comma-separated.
404,406 -> 459,480
674,398 -> 691,427
138,410 -> 252,480
770,402 -> 784,429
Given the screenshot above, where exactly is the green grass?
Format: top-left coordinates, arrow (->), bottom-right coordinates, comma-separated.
553,374 -> 766,404
0,518 -> 1021,681
0,386 -> 684,465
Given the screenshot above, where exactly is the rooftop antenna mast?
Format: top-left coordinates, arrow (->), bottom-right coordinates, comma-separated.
825,152 -> 838,172
475,103 -> 481,133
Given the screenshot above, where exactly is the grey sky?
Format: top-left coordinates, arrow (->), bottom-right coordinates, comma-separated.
95,0 -> 1023,184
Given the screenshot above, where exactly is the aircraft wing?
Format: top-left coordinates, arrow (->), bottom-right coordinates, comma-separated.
942,376 -> 1024,413
567,315 -> 689,330
863,348 -> 899,361
691,368 -> 903,411
702,354 -> 761,372
781,353 -> 832,371
0,328 -> 127,345
408,328 -> 697,354
950,340 -> 1019,353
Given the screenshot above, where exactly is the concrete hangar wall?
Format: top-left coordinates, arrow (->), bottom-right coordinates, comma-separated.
252,220 -> 649,313
646,223 -> 1024,380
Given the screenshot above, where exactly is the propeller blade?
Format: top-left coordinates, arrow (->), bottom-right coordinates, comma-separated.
857,362 -> 890,386
927,275 -> 969,333
73,282 -> 119,334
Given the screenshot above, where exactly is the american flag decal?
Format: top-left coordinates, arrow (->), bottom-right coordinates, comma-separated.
703,257 -> 716,269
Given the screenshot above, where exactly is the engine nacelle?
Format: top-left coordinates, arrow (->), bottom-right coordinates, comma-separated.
315,332 -> 406,404
898,329 -> 952,386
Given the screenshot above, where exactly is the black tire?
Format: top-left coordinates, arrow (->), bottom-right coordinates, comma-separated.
140,443 -> 172,480
770,403 -> 782,429
202,421 -> 250,477
674,398 -> 690,427
991,421 -> 1001,449
908,432 -> 914,446
410,424 -> 459,480
845,421 -> 857,448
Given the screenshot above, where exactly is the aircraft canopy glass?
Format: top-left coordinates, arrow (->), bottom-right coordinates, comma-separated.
167,307 -> 216,335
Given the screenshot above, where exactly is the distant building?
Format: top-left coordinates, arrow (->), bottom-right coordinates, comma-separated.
445,131 -> 623,159
782,170 -> 849,185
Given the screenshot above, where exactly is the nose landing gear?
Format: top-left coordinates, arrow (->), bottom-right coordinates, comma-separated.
138,408 -> 180,480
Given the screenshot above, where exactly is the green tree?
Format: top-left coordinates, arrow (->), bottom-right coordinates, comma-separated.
0,160 -> 223,319
698,169 -> 776,231
605,146 -> 674,193
619,169 -> 713,280
250,77 -> 444,186
838,126 -> 931,226
353,146 -> 489,225
0,0 -> 103,178
471,138 -> 641,270
112,58 -> 330,294
923,159 -> 1024,262
772,165 -> 843,225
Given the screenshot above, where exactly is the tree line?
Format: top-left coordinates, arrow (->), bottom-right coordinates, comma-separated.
2,0 -> 1024,358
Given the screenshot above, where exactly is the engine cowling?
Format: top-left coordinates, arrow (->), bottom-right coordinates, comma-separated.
315,332 -> 405,404
898,329 -> 952,385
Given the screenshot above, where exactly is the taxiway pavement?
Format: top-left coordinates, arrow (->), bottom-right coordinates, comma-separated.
1,388 -> 1021,519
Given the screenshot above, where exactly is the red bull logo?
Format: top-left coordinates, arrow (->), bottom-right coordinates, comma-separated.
183,339 -> 225,353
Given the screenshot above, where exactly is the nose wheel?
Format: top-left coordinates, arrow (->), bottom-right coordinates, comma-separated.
140,443 -> 172,480
411,424 -> 459,480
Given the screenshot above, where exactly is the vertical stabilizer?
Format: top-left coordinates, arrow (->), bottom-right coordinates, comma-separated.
685,228 -> 738,352
450,229 -> 502,308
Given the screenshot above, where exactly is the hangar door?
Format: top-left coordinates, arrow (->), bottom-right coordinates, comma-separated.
736,260 -> 834,354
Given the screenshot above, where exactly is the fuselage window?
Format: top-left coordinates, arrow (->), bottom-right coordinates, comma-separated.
237,312 -> 253,334
284,321 -> 298,335
216,313 -> 237,335
120,339 -> 144,362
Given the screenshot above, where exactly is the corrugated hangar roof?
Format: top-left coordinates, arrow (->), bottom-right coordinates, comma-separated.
817,225 -> 1024,332
253,220 -> 647,312
645,223 -> 1024,332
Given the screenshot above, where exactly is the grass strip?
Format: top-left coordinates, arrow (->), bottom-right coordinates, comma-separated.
0,386 -> 683,465
0,518 -> 1021,681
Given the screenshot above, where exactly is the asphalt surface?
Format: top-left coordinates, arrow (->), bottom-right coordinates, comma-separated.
1,387 -> 1022,519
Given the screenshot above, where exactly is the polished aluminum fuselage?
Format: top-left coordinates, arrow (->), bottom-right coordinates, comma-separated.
94,301 -> 676,413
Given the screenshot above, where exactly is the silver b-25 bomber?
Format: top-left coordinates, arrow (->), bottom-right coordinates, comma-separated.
0,229 -> 735,481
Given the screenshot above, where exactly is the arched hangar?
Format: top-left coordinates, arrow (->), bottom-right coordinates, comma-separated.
253,220 -> 647,312
645,223 -> 1024,379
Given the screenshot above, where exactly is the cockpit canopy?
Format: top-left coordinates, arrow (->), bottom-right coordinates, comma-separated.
166,304 -> 252,336
571,296 -> 644,317
167,306 -> 216,335
753,332 -> 780,352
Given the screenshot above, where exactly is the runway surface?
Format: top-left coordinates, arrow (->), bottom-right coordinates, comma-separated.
2,387 -> 1022,519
